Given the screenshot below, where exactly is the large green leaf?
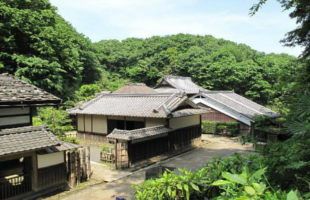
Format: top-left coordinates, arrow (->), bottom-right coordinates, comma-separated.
222,172 -> 247,185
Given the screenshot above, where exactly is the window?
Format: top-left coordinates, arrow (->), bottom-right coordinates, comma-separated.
107,119 -> 145,133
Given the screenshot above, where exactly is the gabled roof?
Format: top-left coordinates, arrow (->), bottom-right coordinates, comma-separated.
0,73 -> 61,105
0,125 -> 60,156
154,75 -> 209,94
193,91 -> 279,119
107,125 -> 173,141
68,93 -> 207,118
113,83 -> 156,94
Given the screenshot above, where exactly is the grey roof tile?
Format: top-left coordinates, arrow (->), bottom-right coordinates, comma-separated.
107,125 -> 174,141
0,73 -> 61,104
154,76 -> 209,94
68,93 -> 204,118
172,108 -> 210,118
0,125 -> 61,156
113,83 -> 156,94
200,91 -> 279,119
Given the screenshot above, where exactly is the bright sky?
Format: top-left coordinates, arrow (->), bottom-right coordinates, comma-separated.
50,0 -> 303,57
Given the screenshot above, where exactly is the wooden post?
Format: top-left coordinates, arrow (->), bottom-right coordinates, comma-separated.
76,151 -> 81,185
115,140 -> 118,169
81,148 -> 86,180
70,152 -> 76,186
31,153 -> 38,191
86,146 -> 91,180
67,151 -> 71,184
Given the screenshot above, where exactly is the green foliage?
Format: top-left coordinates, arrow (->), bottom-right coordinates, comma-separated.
32,116 -> 43,126
262,139 -> 310,194
212,167 -> 304,200
58,137 -> 80,145
202,121 -> 239,136
63,100 -> 75,109
76,84 -> 102,101
0,0 -> 101,99
101,144 -> 110,153
133,153 -> 261,199
286,93 -> 310,139
95,34 -> 300,105
37,107 -> 73,136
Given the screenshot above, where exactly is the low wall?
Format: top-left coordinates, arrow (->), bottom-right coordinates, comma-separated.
77,132 -> 107,144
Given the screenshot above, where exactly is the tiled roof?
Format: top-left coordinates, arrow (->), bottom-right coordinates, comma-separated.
198,91 -> 279,119
0,125 -> 60,156
154,76 -> 209,94
37,141 -> 80,155
172,108 -> 210,118
0,73 -> 61,104
107,125 -> 174,141
68,93 -> 204,118
113,83 -> 156,94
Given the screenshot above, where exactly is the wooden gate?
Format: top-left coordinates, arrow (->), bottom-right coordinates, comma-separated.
67,147 -> 91,187
115,142 -> 129,169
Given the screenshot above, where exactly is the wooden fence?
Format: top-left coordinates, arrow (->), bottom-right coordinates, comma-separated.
0,174 -> 31,200
66,147 -> 91,187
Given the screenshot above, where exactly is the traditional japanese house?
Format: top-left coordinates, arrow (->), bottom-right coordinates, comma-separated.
0,73 -> 78,200
68,92 -> 209,168
0,73 -> 61,129
154,75 -> 279,134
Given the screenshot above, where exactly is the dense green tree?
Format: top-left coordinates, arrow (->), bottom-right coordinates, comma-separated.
95,34 -> 299,104
0,0 -> 101,99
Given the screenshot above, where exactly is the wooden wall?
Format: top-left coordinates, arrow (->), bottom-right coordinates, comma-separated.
125,124 -> 202,166
197,103 -> 237,123
197,103 -> 252,134
37,163 -> 67,190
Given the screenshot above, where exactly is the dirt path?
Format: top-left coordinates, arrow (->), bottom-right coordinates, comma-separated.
43,135 -> 253,200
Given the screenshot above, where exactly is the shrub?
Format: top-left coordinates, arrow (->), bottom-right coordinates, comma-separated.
58,137 -> 80,145
133,153 -> 262,199
37,107 -> 73,136
32,117 -> 43,126
101,144 -> 110,153
262,139 -> 310,194
202,121 -> 239,136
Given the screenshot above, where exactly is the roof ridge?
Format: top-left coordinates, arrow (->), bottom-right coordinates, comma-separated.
163,75 -> 192,80
153,93 -> 179,113
0,124 -> 48,136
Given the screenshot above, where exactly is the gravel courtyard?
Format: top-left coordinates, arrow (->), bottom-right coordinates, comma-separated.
43,135 -> 253,200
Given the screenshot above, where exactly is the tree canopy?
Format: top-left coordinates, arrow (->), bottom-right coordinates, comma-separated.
0,0 -> 304,106
0,0 -> 101,99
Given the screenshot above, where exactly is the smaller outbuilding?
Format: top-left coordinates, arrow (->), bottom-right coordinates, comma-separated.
0,125 -> 78,200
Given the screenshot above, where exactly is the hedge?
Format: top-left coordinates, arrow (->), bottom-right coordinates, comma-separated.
202,121 -> 239,136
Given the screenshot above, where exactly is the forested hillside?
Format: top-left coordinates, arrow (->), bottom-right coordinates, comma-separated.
95,35 -> 300,104
0,0 -> 304,106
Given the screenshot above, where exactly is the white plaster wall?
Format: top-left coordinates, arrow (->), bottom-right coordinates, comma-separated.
85,115 -> 91,132
145,118 -> 166,127
77,114 -> 84,131
169,115 -> 200,129
92,115 -> 107,134
0,116 -> 30,126
37,152 -> 64,169
0,107 -> 30,116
